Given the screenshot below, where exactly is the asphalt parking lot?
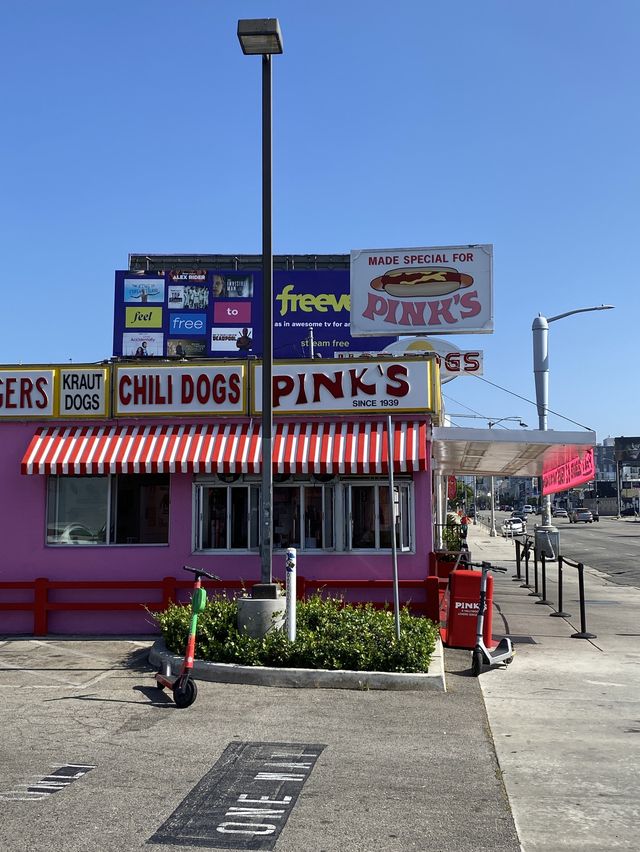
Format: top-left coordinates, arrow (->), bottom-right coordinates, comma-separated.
0,637 -> 520,852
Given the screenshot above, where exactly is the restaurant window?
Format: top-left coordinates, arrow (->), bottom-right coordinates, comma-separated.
273,483 -> 335,551
196,483 -> 260,551
194,480 -> 334,552
46,475 -> 170,545
346,482 -> 413,551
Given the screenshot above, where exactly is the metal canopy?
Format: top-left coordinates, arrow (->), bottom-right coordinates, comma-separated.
431,426 -> 596,477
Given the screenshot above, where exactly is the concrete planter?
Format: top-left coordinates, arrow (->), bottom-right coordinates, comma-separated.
148,638 -> 446,692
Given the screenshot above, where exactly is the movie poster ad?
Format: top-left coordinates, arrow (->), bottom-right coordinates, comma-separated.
122,332 -> 164,357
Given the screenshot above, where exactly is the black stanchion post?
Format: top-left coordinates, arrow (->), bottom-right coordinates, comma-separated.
521,541 -> 531,589
529,544 -> 540,596
550,554 -> 571,618
536,550 -> 552,605
571,562 -> 596,639
513,539 -> 522,581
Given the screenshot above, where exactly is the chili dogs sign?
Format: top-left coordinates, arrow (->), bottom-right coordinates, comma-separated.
350,244 -> 493,336
251,358 -> 438,415
114,364 -> 246,415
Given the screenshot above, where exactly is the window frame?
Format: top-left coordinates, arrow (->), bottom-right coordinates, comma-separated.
344,480 -> 414,553
194,481 -> 260,552
192,476 -> 414,555
45,474 -> 170,547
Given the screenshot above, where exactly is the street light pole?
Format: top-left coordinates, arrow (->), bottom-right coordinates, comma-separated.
238,18 -> 283,598
260,47 -> 274,587
449,415 -> 527,536
532,304 -> 614,527
486,417 -> 527,537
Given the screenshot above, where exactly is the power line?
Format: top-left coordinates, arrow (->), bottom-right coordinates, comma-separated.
467,374 -> 594,432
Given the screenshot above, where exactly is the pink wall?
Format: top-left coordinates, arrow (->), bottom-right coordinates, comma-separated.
0,421 -> 433,634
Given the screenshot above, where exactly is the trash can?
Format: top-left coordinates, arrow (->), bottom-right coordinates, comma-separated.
534,526 -> 559,559
440,569 -> 493,649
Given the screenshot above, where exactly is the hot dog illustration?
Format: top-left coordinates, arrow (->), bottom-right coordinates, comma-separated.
370,266 -> 474,297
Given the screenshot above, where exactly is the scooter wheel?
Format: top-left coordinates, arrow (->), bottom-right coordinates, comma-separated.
471,648 -> 484,677
173,678 -> 198,709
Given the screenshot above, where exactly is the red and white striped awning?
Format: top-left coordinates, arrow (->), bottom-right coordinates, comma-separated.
21,421 -> 428,476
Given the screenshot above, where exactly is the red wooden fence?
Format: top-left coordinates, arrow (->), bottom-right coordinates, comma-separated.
0,575 -> 431,636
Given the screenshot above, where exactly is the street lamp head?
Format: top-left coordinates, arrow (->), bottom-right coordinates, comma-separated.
238,18 -> 284,55
487,416 -> 526,429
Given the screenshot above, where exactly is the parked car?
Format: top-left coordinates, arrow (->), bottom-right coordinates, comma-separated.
569,507 -> 593,524
552,507 -> 568,518
621,507 -> 638,517
502,517 -> 526,536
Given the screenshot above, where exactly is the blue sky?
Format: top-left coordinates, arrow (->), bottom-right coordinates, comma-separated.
1,1 -> 637,441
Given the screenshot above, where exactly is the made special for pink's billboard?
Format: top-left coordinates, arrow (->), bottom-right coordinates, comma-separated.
350,244 -> 493,336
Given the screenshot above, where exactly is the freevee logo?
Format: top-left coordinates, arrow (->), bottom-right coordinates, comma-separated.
125,307 -> 163,328
276,284 -> 350,316
170,312 -> 206,335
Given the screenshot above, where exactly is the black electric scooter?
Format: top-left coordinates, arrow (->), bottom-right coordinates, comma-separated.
469,560 -> 515,676
155,565 -> 220,708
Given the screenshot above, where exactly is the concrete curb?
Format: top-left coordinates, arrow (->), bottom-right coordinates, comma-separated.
148,637 -> 446,692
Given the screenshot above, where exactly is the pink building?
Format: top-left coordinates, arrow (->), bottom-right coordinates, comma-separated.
0,359 -> 439,635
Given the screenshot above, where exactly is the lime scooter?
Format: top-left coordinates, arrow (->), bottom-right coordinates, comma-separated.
470,560 -> 515,676
155,565 -> 220,708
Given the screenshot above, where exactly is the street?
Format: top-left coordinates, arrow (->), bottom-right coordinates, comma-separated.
550,517 -> 640,588
486,514 -> 640,589
0,639 -> 519,852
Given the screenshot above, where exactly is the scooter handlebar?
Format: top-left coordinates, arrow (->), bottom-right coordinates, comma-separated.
466,561 -> 508,573
183,565 -> 221,581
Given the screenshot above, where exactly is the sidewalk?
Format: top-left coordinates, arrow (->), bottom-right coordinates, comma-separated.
466,522 -> 640,851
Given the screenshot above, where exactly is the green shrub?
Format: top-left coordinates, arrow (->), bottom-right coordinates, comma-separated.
153,594 -> 438,674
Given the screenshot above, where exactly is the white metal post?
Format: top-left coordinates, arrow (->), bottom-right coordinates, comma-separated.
285,547 -> 296,642
489,475 -> 496,537
387,415 -> 401,641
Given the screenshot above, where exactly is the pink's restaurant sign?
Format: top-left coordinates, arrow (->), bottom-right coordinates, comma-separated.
542,448 -> 595,496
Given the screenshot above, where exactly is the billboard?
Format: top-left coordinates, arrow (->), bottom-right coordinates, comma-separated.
113,269 -> 396,359
614,437 -> 640,464
350,244 -> 493,337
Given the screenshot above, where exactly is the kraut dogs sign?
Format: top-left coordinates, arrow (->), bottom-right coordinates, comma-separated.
350,244 -> 493,336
